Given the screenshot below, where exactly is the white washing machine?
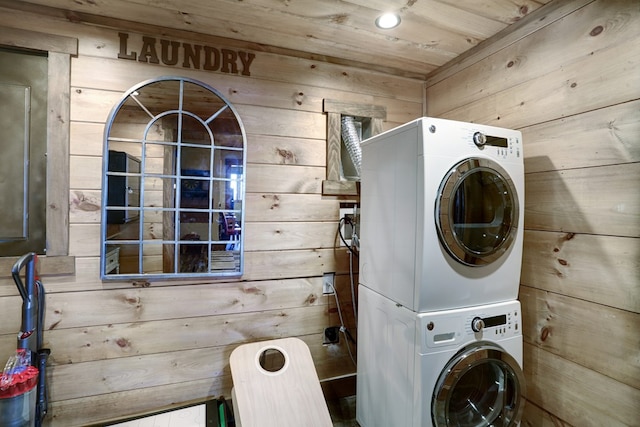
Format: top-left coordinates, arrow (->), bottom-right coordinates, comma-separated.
356,285 -> 525,427
359,117 -> 524,312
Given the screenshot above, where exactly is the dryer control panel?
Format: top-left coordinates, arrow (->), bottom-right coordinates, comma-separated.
470,130 -> 521,160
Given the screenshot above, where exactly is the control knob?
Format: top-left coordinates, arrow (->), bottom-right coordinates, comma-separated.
471,317 -> 485,333
473,132 -> 486,147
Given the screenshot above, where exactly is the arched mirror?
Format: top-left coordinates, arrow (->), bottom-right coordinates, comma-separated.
100,76 -> 246,280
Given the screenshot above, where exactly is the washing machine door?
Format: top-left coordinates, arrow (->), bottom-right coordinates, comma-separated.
435,158 -> 519,267
432,342 -> 525,427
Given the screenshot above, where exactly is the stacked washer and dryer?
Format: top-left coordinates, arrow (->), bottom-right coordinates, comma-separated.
356,117 -> 526,427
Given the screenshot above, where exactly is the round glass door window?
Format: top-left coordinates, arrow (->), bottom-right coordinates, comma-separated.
435,158 -> 519,267
432,342 -> 525,427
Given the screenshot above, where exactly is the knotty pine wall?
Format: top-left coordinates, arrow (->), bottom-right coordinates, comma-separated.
0,8 -> 423,426
425,0 -> 639,425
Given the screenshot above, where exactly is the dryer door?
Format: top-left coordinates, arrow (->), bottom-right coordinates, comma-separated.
432,342 -> 525,427
435,158 -> 519,267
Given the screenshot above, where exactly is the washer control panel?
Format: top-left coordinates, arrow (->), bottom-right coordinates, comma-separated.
423,301 -> 522,350
464,307 -> 520,338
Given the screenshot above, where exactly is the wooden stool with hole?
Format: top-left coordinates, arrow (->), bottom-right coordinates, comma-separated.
230,337 -> 333,426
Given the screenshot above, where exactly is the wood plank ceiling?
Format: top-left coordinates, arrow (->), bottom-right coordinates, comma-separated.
10,0 -> 550,79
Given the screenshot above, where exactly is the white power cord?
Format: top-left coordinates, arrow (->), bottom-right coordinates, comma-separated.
329,282 -> 357,368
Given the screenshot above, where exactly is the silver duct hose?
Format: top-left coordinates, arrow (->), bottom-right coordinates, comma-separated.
341,115 -> 362,177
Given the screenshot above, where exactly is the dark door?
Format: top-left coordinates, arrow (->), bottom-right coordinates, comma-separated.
0,48 -> 48,256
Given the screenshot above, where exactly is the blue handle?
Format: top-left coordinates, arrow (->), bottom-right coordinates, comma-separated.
11,253 -> 38,353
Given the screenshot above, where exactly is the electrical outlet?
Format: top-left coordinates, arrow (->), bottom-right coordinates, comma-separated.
323,272 -> 335,294
339,207 -> 355,247
352,205 -> 360,250
323,326 -> 340,344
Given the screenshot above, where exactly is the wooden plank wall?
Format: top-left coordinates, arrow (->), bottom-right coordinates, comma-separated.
425,0 -> 639,425
0,8 -> 423,427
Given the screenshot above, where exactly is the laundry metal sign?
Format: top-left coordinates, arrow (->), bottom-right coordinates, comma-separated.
117,32 -> 256,76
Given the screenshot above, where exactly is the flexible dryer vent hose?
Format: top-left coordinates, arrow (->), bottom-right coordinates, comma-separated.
341,115 -> 362,177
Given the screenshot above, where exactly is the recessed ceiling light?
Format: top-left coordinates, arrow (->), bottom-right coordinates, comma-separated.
375,13 -> 401,29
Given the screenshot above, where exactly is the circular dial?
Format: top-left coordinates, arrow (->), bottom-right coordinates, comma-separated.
473,132 -> 487,147
471,317 -> 485,332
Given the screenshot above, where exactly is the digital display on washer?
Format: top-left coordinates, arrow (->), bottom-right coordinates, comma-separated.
486,136 -> 508,147
483,314 -> 507,328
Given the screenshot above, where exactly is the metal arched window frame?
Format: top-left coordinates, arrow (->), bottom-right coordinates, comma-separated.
100,76 -> 247,281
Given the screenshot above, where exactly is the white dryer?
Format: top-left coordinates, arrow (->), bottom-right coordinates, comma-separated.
359,117 -> 524,312
356,285 -> 525,427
